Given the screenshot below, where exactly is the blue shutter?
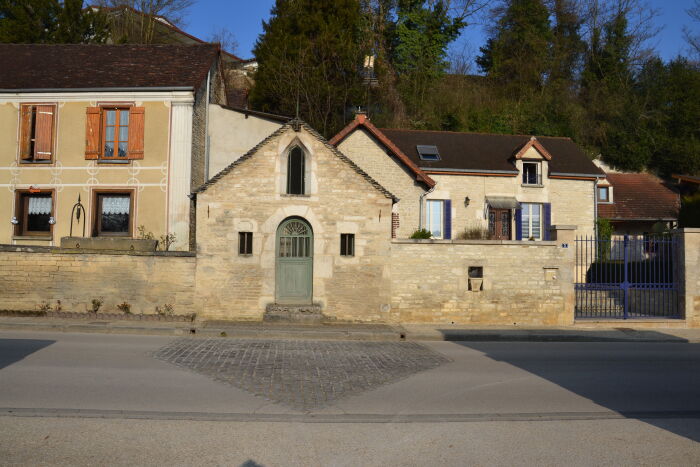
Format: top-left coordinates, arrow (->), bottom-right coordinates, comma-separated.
515,207 -> 523,240
543,203 -> 552,240
443,199 -> 452,239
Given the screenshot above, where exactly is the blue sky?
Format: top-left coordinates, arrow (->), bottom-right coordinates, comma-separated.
184,0 -> 698,62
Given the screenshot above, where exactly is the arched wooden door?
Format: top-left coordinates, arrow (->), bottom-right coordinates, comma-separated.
275,217 -> 313,304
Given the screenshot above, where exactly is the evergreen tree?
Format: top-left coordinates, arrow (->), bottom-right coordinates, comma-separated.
391,0 -> 464,118
580,11 -> 649,170
250,0 -> 365,137
0,0 -> 108,43
477,0 -> 553,98
549,0 -> 584,89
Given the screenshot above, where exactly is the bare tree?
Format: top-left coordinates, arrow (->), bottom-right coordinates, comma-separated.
208,26 -> 238,54
684,0 -> 700,59
97,0 -> 196,43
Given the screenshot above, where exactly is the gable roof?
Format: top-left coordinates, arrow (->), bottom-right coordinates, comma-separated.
329,114 -> 436,188
193,119 -> 397,201
513,136 -> 553,161
0,44 -> 219,91
598,173 -> 679,221
378,128 -> 604,178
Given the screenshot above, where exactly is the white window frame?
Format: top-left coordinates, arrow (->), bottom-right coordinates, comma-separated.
425,199 -> 444,239
522,161 -> 542,186
521,203 -> 542,240
597,186 -> 612,203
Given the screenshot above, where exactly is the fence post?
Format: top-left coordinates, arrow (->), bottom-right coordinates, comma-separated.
678,228 -> 700,327
622,235 -> 629,320
549,225 -> 577,324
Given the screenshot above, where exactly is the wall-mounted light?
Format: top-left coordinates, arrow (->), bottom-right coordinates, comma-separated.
10,216 -> 18,225
464,196 -> 470,207
49,217 -> 56,225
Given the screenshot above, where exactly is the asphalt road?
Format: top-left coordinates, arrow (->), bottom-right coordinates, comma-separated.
0,330 -> 698,466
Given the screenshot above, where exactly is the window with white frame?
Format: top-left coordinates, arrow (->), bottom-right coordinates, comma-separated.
522,162 -> 541,185
425,199 -> 444,239
598,186 -> 610,202
521,203 -> 542,240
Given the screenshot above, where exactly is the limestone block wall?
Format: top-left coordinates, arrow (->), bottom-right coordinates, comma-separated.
680,229 -> 700,327
0,246 -> 195,315
194,126 -> 394,322
338,129 -> 426,238
389,239 -> 574,325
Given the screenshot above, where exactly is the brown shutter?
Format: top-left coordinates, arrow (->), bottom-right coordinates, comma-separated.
33,105 -> 54,160
19,105 -> 33,160
85,107 -> 102,160
127,107 -> 145,159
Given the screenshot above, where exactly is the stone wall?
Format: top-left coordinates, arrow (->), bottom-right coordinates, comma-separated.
388,236 -> 575,325
0,246 -> 195,315
680,229 -> 700,327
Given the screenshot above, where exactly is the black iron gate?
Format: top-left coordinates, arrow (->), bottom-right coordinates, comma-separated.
575,234 -> 681,319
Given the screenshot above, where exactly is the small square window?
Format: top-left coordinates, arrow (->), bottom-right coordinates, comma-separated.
340,233 -> 355,256
522,162 -> 541,185
598,187 -> 609,202
239,232 -> 253,255
15,191 -> 54,236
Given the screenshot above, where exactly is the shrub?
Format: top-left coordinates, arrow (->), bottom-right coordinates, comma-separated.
117,302 -> 131,314
155,303 -> 174,316
410,228 -> 432,239
456,224 -> 490,240
679,193 -> 700,228
91,298 -> 103,313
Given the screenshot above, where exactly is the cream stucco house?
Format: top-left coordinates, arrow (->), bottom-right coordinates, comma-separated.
0,44 -> 283,251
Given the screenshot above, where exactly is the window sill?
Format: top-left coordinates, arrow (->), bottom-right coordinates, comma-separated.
281,194 -> 311,198
96,159 -> 131,165
13,235 -> 52,240
19,160 -> 53,165
521,184 -> 544,188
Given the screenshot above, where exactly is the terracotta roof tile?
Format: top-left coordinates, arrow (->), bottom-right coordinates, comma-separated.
0,44 -> 219,90
598,173 -> 679,220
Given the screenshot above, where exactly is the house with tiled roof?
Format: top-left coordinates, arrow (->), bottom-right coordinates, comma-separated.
0,44 -> 283,251
331,113 -> 604,240
596,173 -> 680,234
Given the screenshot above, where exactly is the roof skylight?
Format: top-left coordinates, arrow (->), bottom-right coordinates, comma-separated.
417,145 -> 440,161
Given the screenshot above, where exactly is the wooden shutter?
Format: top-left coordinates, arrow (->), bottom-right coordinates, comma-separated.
85,107 -> 102,160
33,105 -> 54,160
127,107 -> 145,159
443,199 -> 452,240
19,105 -> 33,160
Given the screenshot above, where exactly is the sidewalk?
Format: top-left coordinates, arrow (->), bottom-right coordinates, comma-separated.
0,315 -> 698,342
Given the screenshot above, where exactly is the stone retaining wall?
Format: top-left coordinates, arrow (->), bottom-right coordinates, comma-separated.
0,246 -> 196,315
388,239 -> 575,325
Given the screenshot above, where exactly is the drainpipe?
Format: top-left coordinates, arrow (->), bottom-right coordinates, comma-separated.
594,178 -> 599,237
418,184 -> 436,230
204,68 -> 211,181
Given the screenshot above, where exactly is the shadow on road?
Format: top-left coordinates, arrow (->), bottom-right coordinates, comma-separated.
0,338 -> 55,370
447,337 -> 700,443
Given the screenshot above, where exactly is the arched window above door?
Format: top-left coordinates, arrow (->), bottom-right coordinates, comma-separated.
286,146 -> 305,195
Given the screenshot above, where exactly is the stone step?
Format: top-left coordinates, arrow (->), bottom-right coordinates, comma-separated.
263,303 -> 331,324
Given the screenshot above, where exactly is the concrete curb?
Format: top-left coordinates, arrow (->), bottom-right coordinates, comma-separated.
0,318 -> 697,343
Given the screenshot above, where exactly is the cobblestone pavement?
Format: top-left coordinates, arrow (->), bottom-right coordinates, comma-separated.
153,339 -> 450,411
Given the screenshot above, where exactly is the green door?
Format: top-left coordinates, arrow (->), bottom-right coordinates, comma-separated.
275,218 -> 313,304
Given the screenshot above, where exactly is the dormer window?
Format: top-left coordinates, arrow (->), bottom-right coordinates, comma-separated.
598,186 -> 610,202
522,162 -> 541,185
417,145 -> 440,161
286,146 -> 305,194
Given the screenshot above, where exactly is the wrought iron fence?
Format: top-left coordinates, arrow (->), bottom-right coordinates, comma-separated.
575,234 -> 680,319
